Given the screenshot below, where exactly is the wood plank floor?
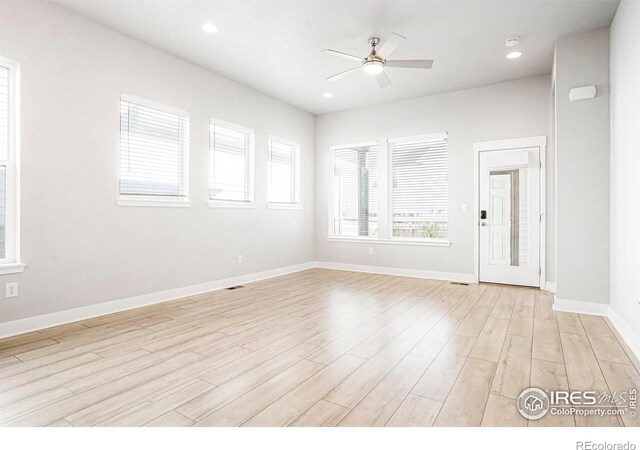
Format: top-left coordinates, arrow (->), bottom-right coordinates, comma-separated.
0,269 -> 637,427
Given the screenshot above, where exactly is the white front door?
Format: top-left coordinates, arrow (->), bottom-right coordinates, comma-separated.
479,147 -> 540,287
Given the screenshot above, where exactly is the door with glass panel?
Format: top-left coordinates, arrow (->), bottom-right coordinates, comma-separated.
479,147 -> 540,287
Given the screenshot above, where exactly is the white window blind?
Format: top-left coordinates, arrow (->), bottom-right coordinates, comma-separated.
332,144 -> 378,237
119,95 -> 190,201
391,134 -> 448,239
0,65 -> 8,259
0,58 -> 19,266
268,137 -> 300,205
209,120 -> 254,204
0,66 -> 8,161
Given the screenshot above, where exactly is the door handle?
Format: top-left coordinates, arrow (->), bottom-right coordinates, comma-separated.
480,210 -> 487,220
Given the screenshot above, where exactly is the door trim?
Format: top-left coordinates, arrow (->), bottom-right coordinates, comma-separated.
473,136 -> 547,288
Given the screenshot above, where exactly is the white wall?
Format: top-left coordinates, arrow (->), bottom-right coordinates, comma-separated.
554,28 -> 610,306
0,0 -> 315,324
610,1 -> 640,347
315,76 -> 554,280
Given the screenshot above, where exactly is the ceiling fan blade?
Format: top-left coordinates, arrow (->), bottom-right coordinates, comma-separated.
375,71 -> 392,88
326,66 -> 361,81
322,49 -> 363,62
386,59 -> 434,69
376,32 -> 406,59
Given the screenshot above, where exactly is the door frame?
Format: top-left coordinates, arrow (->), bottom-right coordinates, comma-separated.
473,136 -> 547,288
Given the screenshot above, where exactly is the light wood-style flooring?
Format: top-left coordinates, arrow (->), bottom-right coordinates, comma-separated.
0,269 -> 638,427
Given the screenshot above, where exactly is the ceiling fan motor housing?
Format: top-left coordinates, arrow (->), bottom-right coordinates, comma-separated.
366,37 -> 385,65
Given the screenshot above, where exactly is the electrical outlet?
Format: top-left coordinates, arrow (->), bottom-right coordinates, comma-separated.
6,282 -> 18,298
368,247 -> 374,255
237,255 -> 243,264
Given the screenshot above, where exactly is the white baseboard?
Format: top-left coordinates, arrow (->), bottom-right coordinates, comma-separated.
607,306 -> 640,361
3,258 -> 635,364
314,261 -> 476,284
0,262 -> 316,340
0,260 -> 473,340
544,282 -> 556,293
531,295 -> 639,361
552,297 -> 610,316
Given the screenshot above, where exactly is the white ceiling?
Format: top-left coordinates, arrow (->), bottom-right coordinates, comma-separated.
54,0 -> 619,115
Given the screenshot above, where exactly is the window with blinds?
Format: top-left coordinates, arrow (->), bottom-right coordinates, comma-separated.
0,58 -> 19,265
391,133 -> 448,239
209,120 -> 254,204
119,95 -> 190,202
332,144 -> 378,237
0,65 -> 8,259
0,66 -> 8,161
268,137 -> 300,205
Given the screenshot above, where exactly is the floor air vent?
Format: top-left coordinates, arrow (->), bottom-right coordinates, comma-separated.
450,282 -> 470,286
226,285 -> 245,290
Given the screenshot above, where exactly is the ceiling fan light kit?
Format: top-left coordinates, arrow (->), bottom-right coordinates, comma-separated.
322,32 -> 433,88
363,60 -> 384,75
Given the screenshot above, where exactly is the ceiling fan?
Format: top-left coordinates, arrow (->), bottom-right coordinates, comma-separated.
322,32 -> 434,88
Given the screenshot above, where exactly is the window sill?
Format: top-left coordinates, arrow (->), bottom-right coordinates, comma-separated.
267,203 -> 301,210
0,263 -> 26,275
208,201 -> 256,209
326,236 -> 451,247
118,198 -> 191,208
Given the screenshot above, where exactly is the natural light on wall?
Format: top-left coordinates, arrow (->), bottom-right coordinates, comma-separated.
331,143 -> 378,237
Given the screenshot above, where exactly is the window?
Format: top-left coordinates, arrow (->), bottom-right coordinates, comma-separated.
119,94 -> 190,205
331,143 -> 378,237
267,136 -> 300,207
209,119 -> 254,206
0,58 -> 23,272
390,133 -> 448,240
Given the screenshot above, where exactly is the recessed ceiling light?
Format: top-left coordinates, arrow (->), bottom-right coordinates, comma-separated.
201,23 -> 218,33
323,92 -> 334,98
506,51 -> 523,59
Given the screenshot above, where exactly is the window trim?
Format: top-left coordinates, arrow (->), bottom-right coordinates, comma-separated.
388,132 -> 449,242
327,141 -> 379,239
0,56 -> 23,273
118,93 -> 191,207
208,200 -> 256,209
267,135 -> 301,207
208,117 -> 255,207
118,197 -> 191,208
326,236 -> 451,247
387,132 -> 448,145
120,93 -> 189,117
